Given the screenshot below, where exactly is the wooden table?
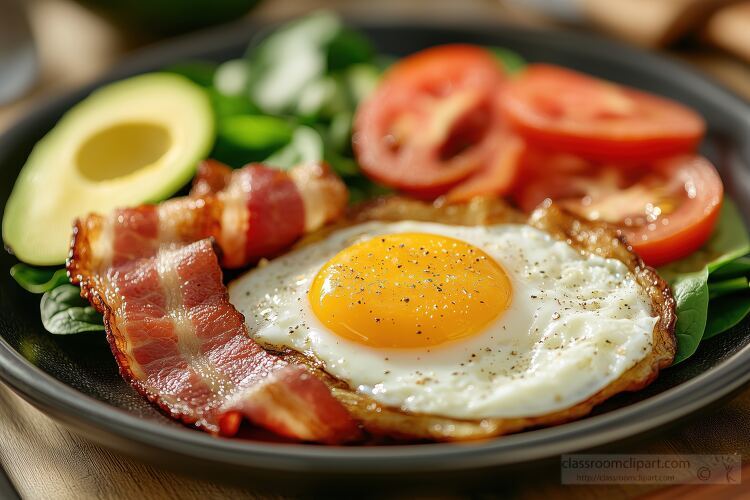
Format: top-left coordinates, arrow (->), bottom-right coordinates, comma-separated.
2,0 -> 750,498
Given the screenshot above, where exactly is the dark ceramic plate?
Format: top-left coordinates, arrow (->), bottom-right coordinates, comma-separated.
1,19 -> 749,488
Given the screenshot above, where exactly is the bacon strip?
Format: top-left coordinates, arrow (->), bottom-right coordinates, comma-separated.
70,237 -> 361,443
191,160 -> 348,266
191,160 -> 350,232
70,161 -> 347,272
67,160 -> 358,443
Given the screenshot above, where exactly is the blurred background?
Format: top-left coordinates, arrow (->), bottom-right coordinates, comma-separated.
1,0 -> 750,131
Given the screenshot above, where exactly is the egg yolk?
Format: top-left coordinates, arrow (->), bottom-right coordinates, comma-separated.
308,233 -> 512,349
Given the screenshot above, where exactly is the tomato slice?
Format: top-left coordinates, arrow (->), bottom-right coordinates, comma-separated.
502,65 -> 706,162
515,152 -> 723,267
513,148 -> 601,212
353,45 -> 508,197
443,130 -> 525,203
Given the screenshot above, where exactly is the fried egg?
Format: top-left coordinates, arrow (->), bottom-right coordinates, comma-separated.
229,221 -> 658,420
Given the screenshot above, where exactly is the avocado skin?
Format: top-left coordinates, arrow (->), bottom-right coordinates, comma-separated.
72,0 -> 261,36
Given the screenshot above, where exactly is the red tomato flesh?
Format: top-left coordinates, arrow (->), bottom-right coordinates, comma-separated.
502,65 -> 706,162
353,45 -> 510,196
515,152 -> 723,267
443,130 -> 525,203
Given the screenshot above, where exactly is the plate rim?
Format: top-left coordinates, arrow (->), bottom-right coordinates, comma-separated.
1,18 -> 749,474
2,333 -> 750,473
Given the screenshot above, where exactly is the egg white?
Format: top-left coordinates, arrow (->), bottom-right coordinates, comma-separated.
229,221 -> 657,420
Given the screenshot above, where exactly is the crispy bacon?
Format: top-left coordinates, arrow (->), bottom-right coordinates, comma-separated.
190,160 -> 348,266
67,160 -> 358,443
70,161 -> 347,271
69,238 -> 361,443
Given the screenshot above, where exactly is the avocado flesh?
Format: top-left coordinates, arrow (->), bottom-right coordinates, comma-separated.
2,73 -> 215,265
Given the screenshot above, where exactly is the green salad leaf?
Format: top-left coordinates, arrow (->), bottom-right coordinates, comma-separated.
295,75 -> 350,119
326,27 -> 375,72
11,264 -> 105,334
707,199 -> 750,271
213,59 -> 250,96
660,198 -> 750,364
246,11 -> 372,114
213,114 -> 294,167
204,10 -> 383,205
40,285 -> 104,335
708,276 -> 748,299
10,264 -> 69,294
662,199 -> 750,278
326,111 -> 353,154
168,61 -> 258,122
343,64 -> 380,105
711,257 -> 750,281
325,150 -> 360,178
265,126 -> 324,169
670,268 -> 709,364
208,89 -> 257,119
704,293 -> 750,339
489,47 -> 526,74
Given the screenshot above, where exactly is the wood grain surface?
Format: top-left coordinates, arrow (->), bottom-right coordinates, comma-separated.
2,0 -> 750,498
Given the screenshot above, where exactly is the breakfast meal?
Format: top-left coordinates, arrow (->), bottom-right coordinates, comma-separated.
228,199 -> 675,440
3,12 -> 749,444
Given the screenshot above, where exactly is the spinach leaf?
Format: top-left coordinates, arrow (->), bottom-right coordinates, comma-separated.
10,264 -> 69,294
343,64 -> 380,106
12,264 -> 105,335
208,89 -> 257,120
40,285 -> 104,334
704,293 -> 750,339
213,59 -> 250,96
219,115 -> 293,148
325,150 -> 359,178
246,12 -> 358,114
707,198 -> 750,272
670,268 -> 709,364
213,114 -> 294,167
326,111 -> 353,155
660,197 -> 750,364
711,257 -> 750,281
660,199 -> 750,278
265,126 -> 324,169
327,28 -> 375,72
660,199 -> 749,278
708,276 -> 748,299
489,47 -> 526,74
295,75 -> 349,119
243,12 -> 376,117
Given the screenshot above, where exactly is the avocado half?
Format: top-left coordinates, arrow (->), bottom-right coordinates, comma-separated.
2,73 -> 215,265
